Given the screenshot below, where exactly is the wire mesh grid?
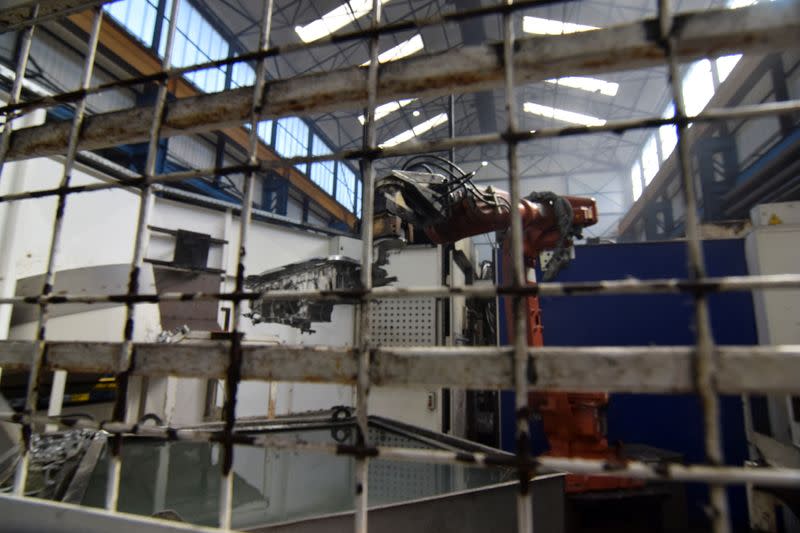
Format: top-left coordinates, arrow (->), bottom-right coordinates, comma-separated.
0,0 -> 798,532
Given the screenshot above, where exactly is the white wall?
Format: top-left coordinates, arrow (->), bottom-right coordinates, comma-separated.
745,203 -> 800,446
369,246 -> 443,432
2,157 -> 356,423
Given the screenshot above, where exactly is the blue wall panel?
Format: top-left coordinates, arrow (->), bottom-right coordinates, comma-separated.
499,239 -> 756,529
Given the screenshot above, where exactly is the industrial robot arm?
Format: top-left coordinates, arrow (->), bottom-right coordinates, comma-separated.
373,155 -> 598,278
373,157 -> 639,493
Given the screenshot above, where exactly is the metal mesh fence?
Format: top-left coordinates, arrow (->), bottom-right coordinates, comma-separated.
0,0 -> 799,532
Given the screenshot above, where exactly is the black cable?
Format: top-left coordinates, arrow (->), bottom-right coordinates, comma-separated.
404,160 -> 460,181
404,162 -> 438,176
402,154 -> 468,177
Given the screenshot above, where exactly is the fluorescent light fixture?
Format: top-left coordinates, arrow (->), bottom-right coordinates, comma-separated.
295,0 -> 390,43
361,34 -> 424,66
522,15 -> 597,35
545,76 -> 618,96
524,102 -> 606,127
379,113 -> 448,148
357,98 -> 416,124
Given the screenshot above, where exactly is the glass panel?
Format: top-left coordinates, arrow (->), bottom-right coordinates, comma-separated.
659,104 -> 678,162
159,0 -> 229,93
310,135 -> 335,193
231,63 -> 255,88
682,59 -> 715,117
355,178 -> 362,218
80,425 -> 513,529
274,117 -> 310,174
631,161 -> 643,202
641,134 -> 660,185
257,121 -> 273,146
104,0 -> 159,48
336,162 -> 356,212
716,54 -> 742,84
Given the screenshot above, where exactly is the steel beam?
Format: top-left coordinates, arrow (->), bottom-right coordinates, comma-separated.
0,0 -> 111,32
0,340 -> 798,394
5,2 -> 800,161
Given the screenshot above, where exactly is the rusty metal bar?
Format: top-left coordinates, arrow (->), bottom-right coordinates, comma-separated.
103,0 -> 180,512
499,3 -> 533,532
659,0 -> 729,530
4,1 -> 40,498
3,2 -> 798,162
218,0 -> 274,528
353,1 -> 382,531
0,96 -> 798,209
0,410 -> 797,489
12,5 -> 103,496
2,273 -> 799,307
0,0 -> 576,116
1,341 -> 797,394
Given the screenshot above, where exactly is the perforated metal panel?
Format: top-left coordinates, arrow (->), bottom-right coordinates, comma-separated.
369,298 -> 436,347
367,426 -> 444,503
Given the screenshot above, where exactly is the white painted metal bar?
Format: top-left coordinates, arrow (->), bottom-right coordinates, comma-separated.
499,3 -> 533,532
40,6 -> 103,429
12,6 -> 103,495
2,0 -> 40,497
218,0 -> 274,528
354,0 -> 382,530
104,0 -> 180,513
658,1 -> 729,531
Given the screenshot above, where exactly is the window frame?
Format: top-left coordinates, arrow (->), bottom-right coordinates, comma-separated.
104,0 -> 364,220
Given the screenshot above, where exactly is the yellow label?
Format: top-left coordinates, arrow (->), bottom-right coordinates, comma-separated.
70,393 -> 90,403
768,213 -> 783,225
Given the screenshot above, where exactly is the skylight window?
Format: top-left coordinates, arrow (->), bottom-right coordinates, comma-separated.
379,113 -> 448,148
631,161 -> 643,201
295,0 -> 391,43
659,104 -> 677,161
358,98 -> 416,124
361,34 -> 424,66
522,16 -> 597,35
682,59 -> 715,117
521,20 -> 614,97
641,134 -> 659,185
545,76 -> 618,96
523,102 -> 606,127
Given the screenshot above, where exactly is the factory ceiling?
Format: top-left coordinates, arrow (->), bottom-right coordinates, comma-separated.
195,0 -> 727,182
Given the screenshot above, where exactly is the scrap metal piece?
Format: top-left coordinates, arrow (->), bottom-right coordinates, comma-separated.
0,428 -> 98,500
245,256 -> 395,333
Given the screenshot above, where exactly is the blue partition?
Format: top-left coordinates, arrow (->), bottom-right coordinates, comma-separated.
499,238 -> 755,529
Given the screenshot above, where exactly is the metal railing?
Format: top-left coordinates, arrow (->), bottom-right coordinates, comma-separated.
0,0 -> 799,532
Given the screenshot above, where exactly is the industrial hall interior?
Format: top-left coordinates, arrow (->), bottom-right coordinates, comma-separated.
0,0 -> 798,531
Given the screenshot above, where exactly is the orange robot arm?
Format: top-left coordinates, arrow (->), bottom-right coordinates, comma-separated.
374,159 -> 637,493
